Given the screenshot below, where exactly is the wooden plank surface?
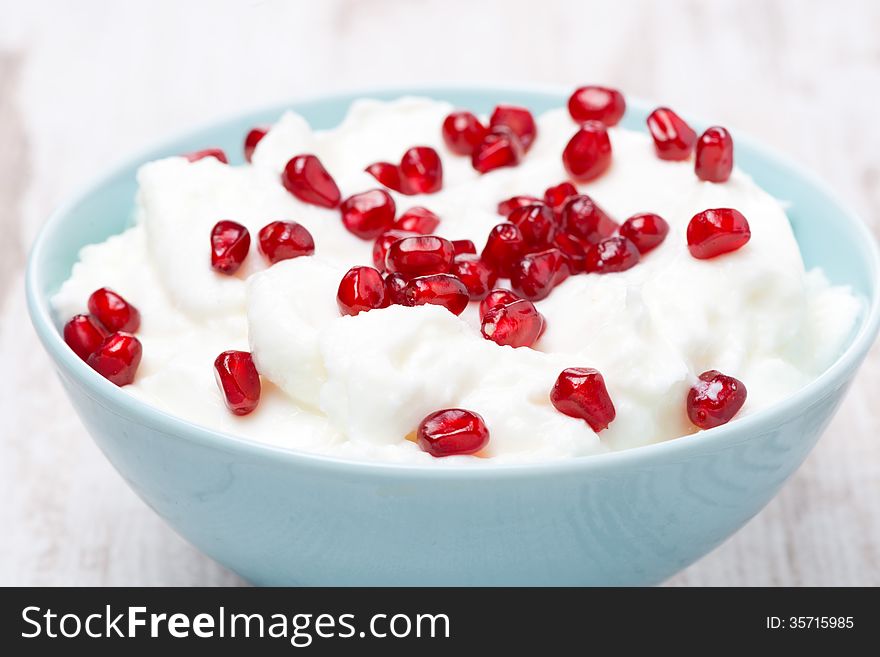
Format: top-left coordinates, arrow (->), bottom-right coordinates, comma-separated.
1,0 -> 878,586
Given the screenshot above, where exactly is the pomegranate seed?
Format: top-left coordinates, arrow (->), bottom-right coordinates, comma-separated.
214,350 -> 261,416
281,154 -> 341,208
337,266 -> 387,316
618,213 -> 669,254
687,208 -> 750,259
386,235 -> 455,277
480,298 -> 544,348
395,206 -> 440,234
562,194 -> 618,244
184,148 -> 227,164
550,367 -> 615,432
87,288 -> 141,333
563,121 -> 612,182
647,107 -> 697,161
442,111 -> 488,156
373,229 -> 417,271
481,222 -> 527,278
584,236 -> 640,274
472,125 -> 524,174
510,248 -> 571,301
451,239 -> 477,256
87,332 -> 142,387
403,274 -> 469,315
508,203 -> 556,247
384,272 -> 409,305
687,369 -> 747,429
497,195 -> 541,217
450,254 -> 498,300
258,221 -> 315,264
567,86 -> 626,126
552,233 -> 589,273
479,288 -> 521,319
64,314 -> 108,361
417,408 -> 489,457
210,220 -> 251,274
340,189 -> 396,240
399,146 -> 443,194
489,105 -> 537,151
695,126 -> 734,183
365,161 -> 408,193
244,127 -> 268,163
543,182 -> 578,218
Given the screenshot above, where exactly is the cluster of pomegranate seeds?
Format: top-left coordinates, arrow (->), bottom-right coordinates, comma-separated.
88,287 -> 141,333
395,206 -> 440,234
366,146 -> 443,195
337,266 -> 388,316
568,86 -> 626,126
210,220 -> 251,274
584,236 -> 641,274
340,189 -> 396,239
417,408 -> 489,457
510,248 -> 570,301
550,368 -> 616,432
563,121 -> 613,182
244,127 -> 268,163
213,350 -> 262,416
442,105 -> 536,175
184,148 -> 228,164
687,208 -> 751,259
258,221 -> 315,264
385,235 -> 455,277
686,370 -> 747,429
281,154 -> 341,208
618,213 -> 669,254
695,126 -> 734,183
646,107 -> 697,161
480,297 -> 544,348
450,254 -> 498,300
403,274 -> 470,315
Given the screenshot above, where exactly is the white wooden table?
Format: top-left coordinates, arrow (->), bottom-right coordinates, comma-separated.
1,0 -> 878,586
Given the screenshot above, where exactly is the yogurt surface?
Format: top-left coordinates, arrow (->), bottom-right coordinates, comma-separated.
52,97 -> 862,464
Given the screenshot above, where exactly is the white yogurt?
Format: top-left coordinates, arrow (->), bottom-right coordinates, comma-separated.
52,98 -> 863,463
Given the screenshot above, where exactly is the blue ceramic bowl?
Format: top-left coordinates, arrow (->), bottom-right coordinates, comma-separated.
26,87 -> 880,585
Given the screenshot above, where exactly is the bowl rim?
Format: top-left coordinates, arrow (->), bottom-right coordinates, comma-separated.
25,83 -> 880,480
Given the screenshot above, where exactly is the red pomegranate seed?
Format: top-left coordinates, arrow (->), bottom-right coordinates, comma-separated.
584,236 -> 640,274
384,272 -> 409,305
687,370 -> 747,429
184,148 -> 228,164
452,239 -> 477,256
510,248 -> 571,301
213,350 -> 262,416
472,125 -> 524,174
87,288 -> 141,333
365,161 -> 407,193
87,332 -> 142,387
647,107 -> 697,161
337,266 -> 387,316
481,222 -> 527,278
687,208 -> 750,259
373,229 -> 417,271
395,206 -> 440,234
442,111 -> 488,156
244,127 -> 268,163
281,154 -> 341,208
64,314 -> 108,361
695,126 -> 734,183
550,367 -> 615,432
210,220 -> 251,274
508,203 -> 556,247
258,221 -> 315,264
400,146 -> 443,194
417,408 -> 489,457
618,213 -> 669,254
567,86 -> 626,126
563,121 -> 612,182
481,298 -> 544,348
552,232 -> 589,273
497,195 -> 542,217
385,235 -> 455,277
402,274 -> 469,315
489,105 -> 537,151
340,189 -> 396,240
450,254 -> 498,300
479,288 -> 521,319
543,182 -> 578,218
561,194 -> 618,244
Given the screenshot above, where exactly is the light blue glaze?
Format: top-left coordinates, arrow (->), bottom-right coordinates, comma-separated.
26,87 -> 880,585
